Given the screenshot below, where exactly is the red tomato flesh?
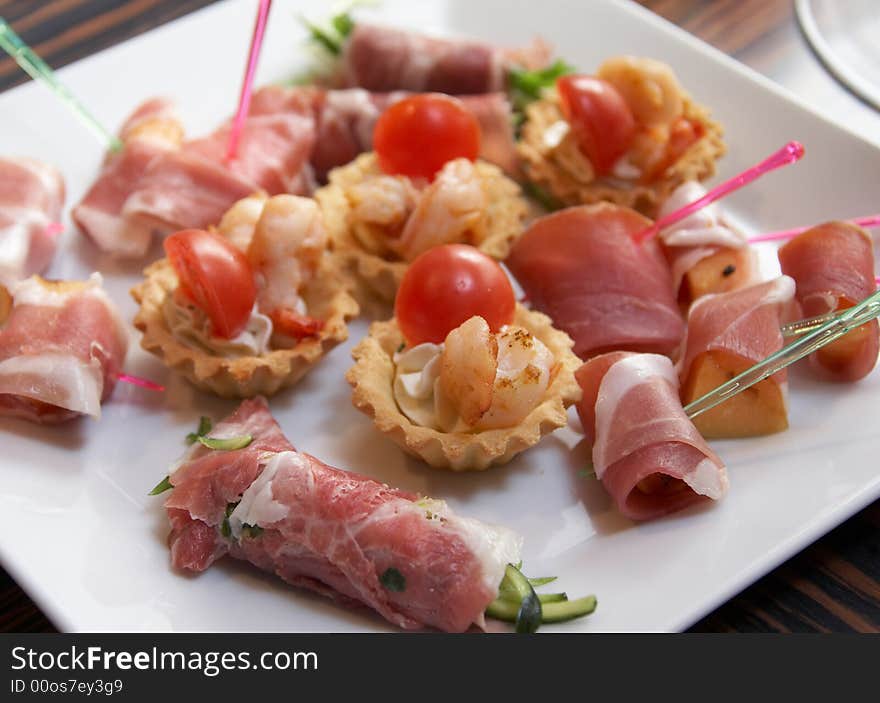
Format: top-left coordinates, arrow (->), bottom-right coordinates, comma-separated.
395,244 -> 515,346
374,94 -> 481,180
557,75 -> 637,175
164,229 -> 257,340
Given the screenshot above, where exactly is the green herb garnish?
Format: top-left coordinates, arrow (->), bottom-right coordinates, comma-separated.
186,416 -> 213,445
148,475 -> 173,496
220,501 -> 240,539
302,9 -> 355,56
379,567 -> 406,592
509,59 -> 575,105
198,434 -> 253,451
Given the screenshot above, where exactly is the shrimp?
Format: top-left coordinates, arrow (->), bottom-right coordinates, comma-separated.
439,316 -> 498,427
598,56 -> 683,129
438,317 -> 556,430
477,326 -> 554,430
346,175 -> 419,256
393,158 -> 486,262
247,194 -> 327,337
217,193 -> 268,251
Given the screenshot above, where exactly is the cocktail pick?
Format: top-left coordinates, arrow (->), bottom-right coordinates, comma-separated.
226,0 -> 273,161
116,373 -> 165,392
748,214 -> 880,243
0,17 -> 122,152
634,141 -> 805,244
685,287 -> 880,418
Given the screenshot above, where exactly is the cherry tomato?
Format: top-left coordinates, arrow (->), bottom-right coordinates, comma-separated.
269,309 -> 324,340
395,244 -> 515,346
374,94 -> 481,180
557,74 -> 637,175
164,229 -> 256,339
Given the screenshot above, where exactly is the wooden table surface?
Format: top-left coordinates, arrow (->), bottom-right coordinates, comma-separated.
1,0 -> 878,633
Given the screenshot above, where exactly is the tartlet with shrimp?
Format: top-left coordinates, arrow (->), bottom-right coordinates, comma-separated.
316,94 -> 528,305
132,194 -> 358,398
346,244 -> 581,471
519,56 -> 726,217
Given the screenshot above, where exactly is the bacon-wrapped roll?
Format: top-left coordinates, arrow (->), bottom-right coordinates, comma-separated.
163,398 -> 522,632
778,221 -> 878,382
0,274 -> 128,423
576,352 -> 728,521
339,23 -> 550,95
506,203 -> 684,359
0,156 -> 65,288
678,276 -> 796,438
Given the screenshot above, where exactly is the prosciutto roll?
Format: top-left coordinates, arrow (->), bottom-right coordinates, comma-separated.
73,99 -> 184,257
657,181 -> 757,306
0,157 -> 65,287
74,98 -> 317,258
575,352 -> 728,521
505,203 -> 685,359
678,276 -> 796,438
778,221 -> 879,382
0,274 -> 129,423
164,397 -> 522,632
339,22 -> 550,95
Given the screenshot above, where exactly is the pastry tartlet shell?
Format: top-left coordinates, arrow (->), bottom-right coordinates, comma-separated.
316,153 -> 528,305
131,257 -> 359,398
346,305 -> 582,471
518,94 -> 726,218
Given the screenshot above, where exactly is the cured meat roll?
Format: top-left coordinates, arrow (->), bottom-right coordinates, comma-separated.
163,398 -> 522,632
505,203 -> 685,359
778,221 -> 879,382
339,23 -> 550,95
656,181 -> 757,307
678,276 -> 796,438
74,98 -> 317,258
0,156 -> 65,288
73,98 -> 184,257
575,352 -> 728,521
0,274 -> 129,423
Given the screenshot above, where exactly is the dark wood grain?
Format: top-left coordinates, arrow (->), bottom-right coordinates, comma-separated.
0,0 -> 877,634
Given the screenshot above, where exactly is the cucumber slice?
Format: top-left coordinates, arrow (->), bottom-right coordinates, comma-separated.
501,564 -> 542,633
528,576 -> 558,587
540,595 -> 598,623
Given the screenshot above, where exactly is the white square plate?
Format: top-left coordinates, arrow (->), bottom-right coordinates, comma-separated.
1,0 -> 879,632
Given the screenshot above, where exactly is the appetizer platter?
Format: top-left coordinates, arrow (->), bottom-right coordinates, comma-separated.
1,0 -> 880,633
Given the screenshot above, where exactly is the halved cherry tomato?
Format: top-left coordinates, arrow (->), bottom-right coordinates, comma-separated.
164,229 -> 256,339
395,244 -> 515,346
557,74 -> 637,175
374,94 -> 481,180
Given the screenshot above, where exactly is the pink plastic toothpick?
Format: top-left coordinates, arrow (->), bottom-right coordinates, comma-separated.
225,0 -> 273,161
45,222 -> 64,237
117,373 -> 165,392
634,141 -> 805,244
748,214 -> 880,243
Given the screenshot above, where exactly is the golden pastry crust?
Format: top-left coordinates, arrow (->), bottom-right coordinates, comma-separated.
315,152 -> 528,306
518,94 -> 726,217
346,305 -> 582,471
131,257 -> 358,398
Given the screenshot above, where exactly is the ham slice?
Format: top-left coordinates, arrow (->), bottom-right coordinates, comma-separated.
73,99 -> 184,258
339,23 -> 548,94
778,221 -> 879,382
74,97 -> 317,258
506,203 -> 685,359
0,274 -> 129,423
0,157 -> 65,287
164,397 -> 522,632
679,276 -> 797,385
576,352 -> 728,521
